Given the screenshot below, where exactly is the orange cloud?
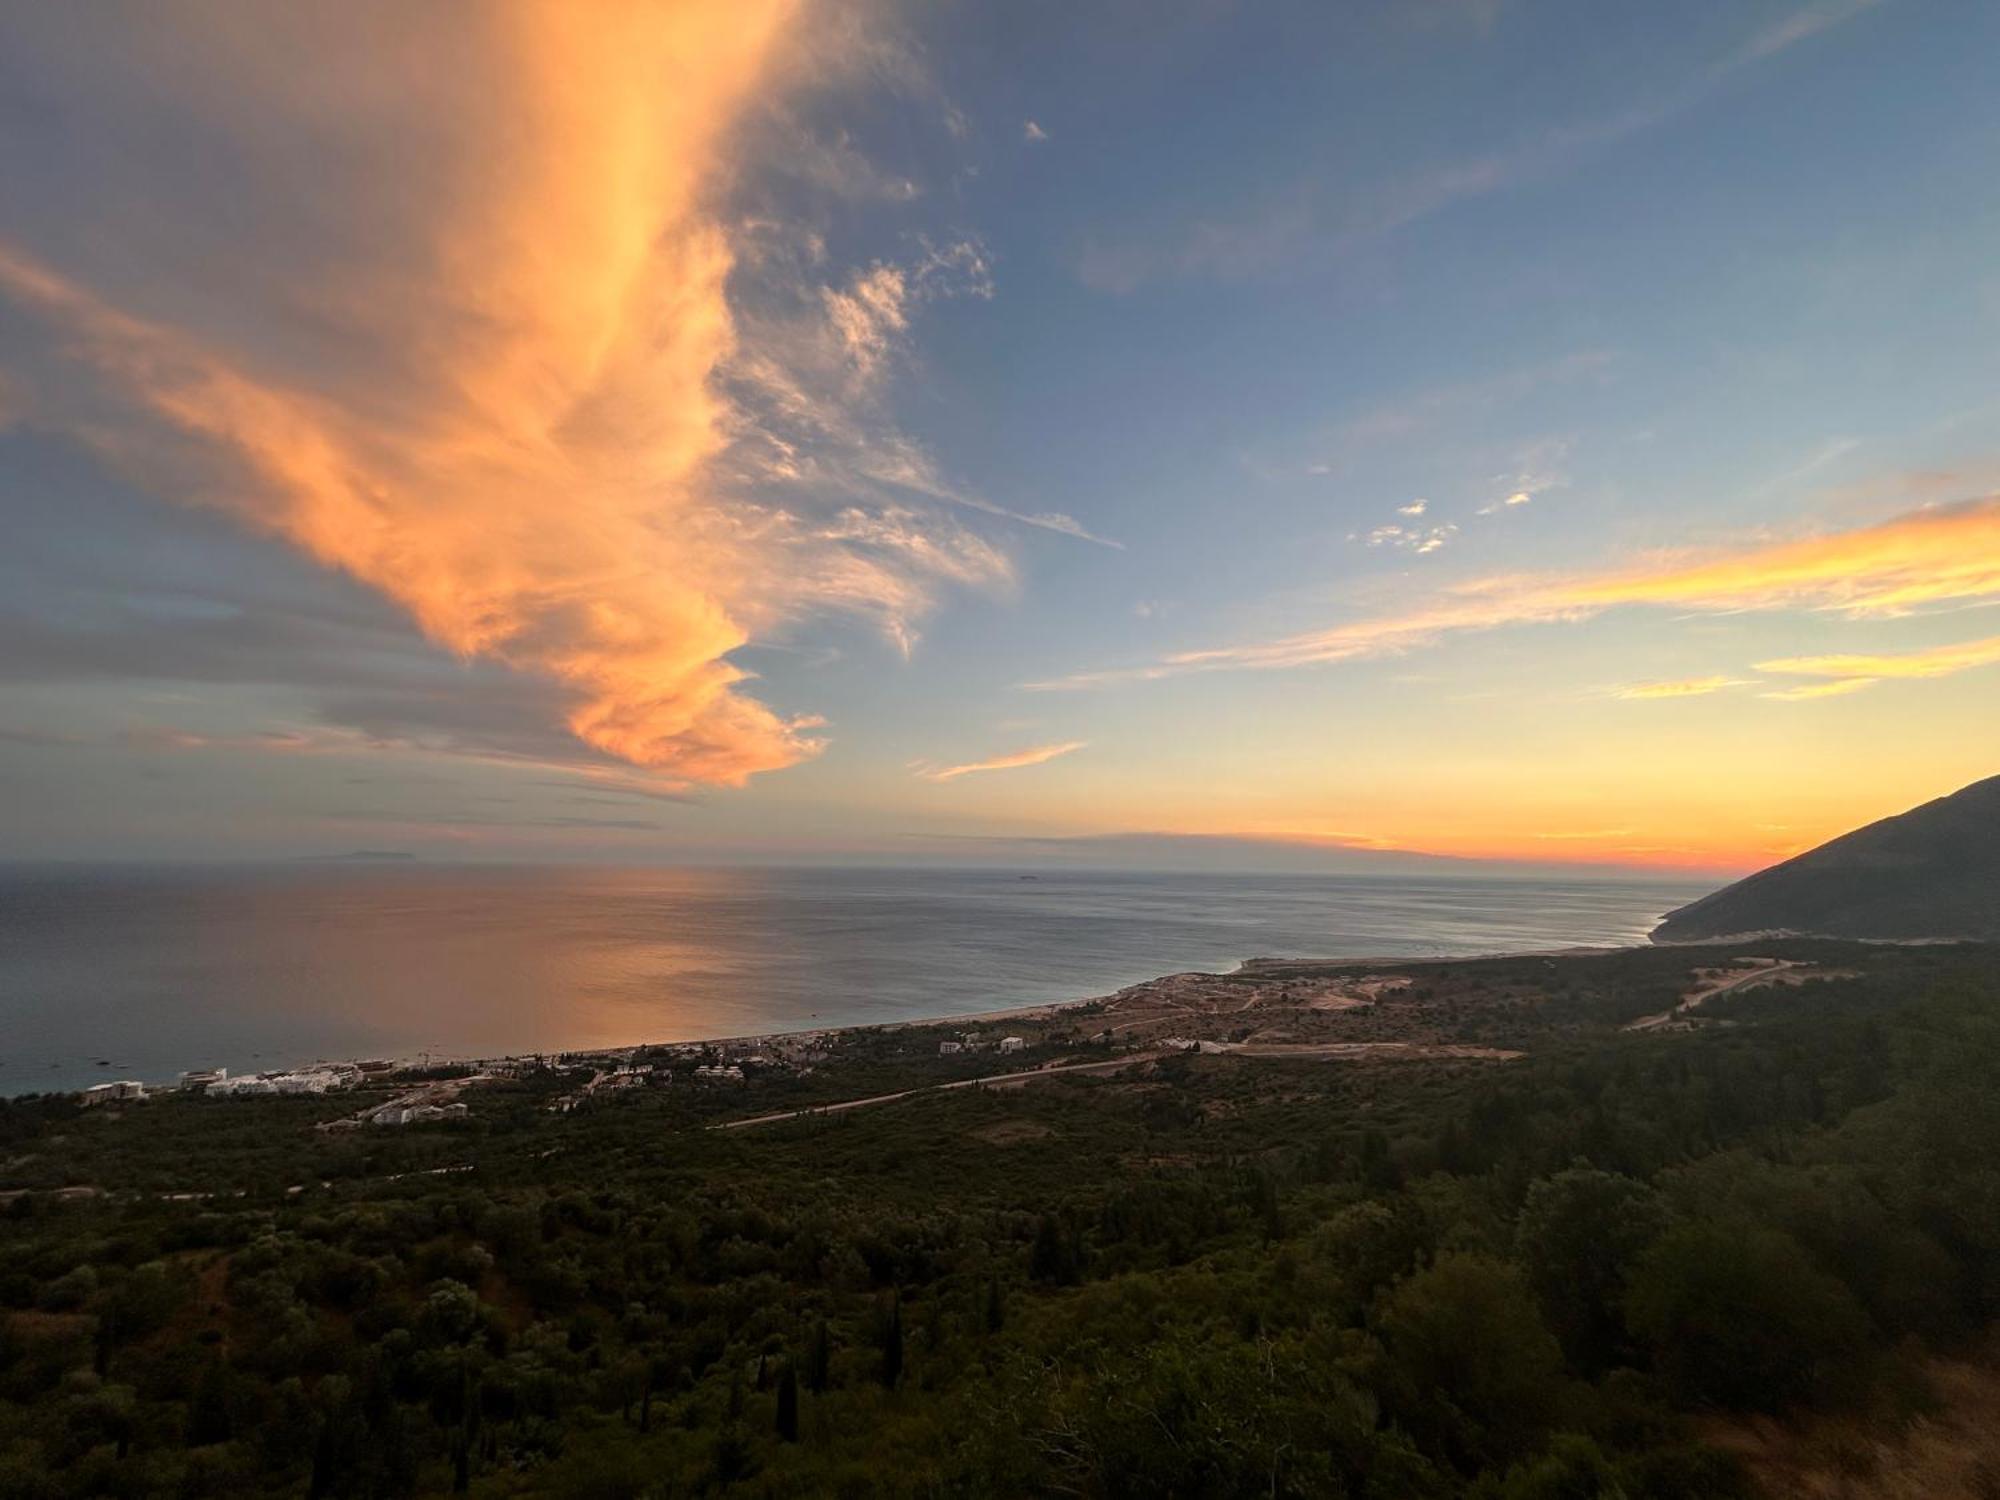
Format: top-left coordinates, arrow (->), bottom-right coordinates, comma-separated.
1037,496 -> 2000,686
916,740 -> 1088,782
1755,633 -> 2000,683
0,2 -> 1005,788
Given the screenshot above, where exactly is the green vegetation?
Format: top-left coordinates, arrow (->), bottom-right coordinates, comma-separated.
4,941 -> 2000,1496
1653,771 -> 2000,941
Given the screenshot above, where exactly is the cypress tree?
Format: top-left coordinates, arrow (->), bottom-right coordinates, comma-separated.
774,1362 -> 799,1443
1031,1213 -> 1078,1285
807,1319 -> 831,1394
187,1357 -> 233,1446
880,1295 -> 904,1390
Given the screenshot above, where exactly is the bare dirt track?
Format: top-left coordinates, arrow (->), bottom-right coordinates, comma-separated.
1623,958 -> 1854,1032
713,1039 -> 1520,1131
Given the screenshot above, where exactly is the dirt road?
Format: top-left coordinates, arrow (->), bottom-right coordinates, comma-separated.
714,1039 -> 1520,1132
713,1052 -> 1166,1131
1625,959 -> 1803,1032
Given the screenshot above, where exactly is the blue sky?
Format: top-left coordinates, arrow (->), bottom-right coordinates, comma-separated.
1,0 -> 1997,870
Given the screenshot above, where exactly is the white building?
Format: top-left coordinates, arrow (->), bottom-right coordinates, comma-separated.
938,1041 -> 963,1056
80,1080 -> 147,1107
203,1069 -> 348,1097
270,1072 -> 340,1094
693,1064 -> 745,1083
208,1077 -> 277,1097
179,1068 -> 227,1090
998,1036 -> 1027,1055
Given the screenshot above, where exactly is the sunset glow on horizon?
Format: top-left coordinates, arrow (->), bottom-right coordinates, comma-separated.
3,0 -> 1997,874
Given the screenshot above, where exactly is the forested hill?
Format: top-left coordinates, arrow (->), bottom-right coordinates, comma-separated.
1653,774 -> 2000,943
7,940 -> 2000,1496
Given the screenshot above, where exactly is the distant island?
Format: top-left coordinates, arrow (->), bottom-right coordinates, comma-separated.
1654,773 -> 2000,943
296,850 -> 420,863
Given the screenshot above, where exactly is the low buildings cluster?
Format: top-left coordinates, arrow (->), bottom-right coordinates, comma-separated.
197,1066 -> 356,1097
368,1101 -> 467,1127
596,1065 -> 654,1091
939,1032 -> 1031,1057
79,1079 -> 147,1107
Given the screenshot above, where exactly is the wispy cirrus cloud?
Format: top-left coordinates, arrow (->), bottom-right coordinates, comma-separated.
914,740 -> 1087,782
1724,0 -> 1884,68
723,231 -> 1119,550
1759,677 -> 1881,701
1075,1 -> 1885,293
1033,496 -> 2000,688
1754,633 -> 2000,692
1611,675 -> 1752,701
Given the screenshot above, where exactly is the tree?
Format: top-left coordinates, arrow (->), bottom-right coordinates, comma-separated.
807,1319 -> 831,1394
1624,1222 -> 1871,1411
186,1356 -> 234,1446
1313,1195 -> 1433,1306
1487,1433 -> 1621,1500
1254,1169 -> 1283,1241
880,1295 -> 904,1390
1360,1129 -> 1403,1191
1030,1213 -> 1080,1285
774,1362 -> 799,1443
1514,1167 -> 1669,1372
1374,1252 -> 1564,1473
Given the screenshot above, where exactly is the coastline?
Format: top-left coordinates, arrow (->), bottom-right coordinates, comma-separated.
41,941 -> 1658,1098
5,868 -> 1707,1096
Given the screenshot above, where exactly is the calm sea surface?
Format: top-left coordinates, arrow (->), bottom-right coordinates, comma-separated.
0,864 -> 1710,1095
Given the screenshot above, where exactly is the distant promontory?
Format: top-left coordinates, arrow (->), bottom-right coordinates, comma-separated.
1653,774 -> 2000,943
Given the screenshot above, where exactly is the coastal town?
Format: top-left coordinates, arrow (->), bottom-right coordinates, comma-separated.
50,946 -> 1866,1136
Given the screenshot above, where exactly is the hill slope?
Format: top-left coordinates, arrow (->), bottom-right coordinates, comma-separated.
1654,774 -> 2000,943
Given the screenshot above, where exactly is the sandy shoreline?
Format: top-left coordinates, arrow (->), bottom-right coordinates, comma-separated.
53,940 -> 1666,1095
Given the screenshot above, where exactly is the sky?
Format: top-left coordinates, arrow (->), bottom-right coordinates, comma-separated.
1,0 -> 1997,875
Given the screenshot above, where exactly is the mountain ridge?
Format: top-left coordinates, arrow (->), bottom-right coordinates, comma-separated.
1652,774 -> 2000,943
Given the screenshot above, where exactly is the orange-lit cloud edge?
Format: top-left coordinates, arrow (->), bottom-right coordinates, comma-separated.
1035,496 -> 2000,689
1,5 -> 1988,879
915,740 -> 1089,782
0,1 -> 1022,790
1023,497 -> 2000,871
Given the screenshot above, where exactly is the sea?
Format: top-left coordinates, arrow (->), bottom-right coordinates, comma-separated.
0,864 -> 1712,1096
